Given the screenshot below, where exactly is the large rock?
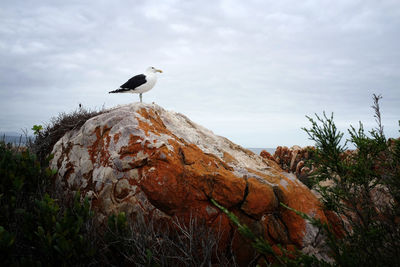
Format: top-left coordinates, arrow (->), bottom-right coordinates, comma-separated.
50,103 -> 331,264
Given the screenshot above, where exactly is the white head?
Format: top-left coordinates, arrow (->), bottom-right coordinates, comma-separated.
145,66 -> 163,74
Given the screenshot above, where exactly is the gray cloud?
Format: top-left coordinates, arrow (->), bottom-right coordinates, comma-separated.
1,0 -> 399,147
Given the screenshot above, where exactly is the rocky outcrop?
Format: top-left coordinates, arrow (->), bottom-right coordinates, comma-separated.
50,103 -> 331,264
261,146 -> 315,183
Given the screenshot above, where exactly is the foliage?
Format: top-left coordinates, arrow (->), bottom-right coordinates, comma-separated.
0,141 -> 50,240
302,94 -> 400,266
0,140 -> 96,266
27,193 -> 95,265
32,124 -> 43,135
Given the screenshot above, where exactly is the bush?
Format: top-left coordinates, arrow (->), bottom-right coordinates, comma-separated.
0,141 -> 96,266
0,141 -> 50,264
26,193 -> 95,265
302,94 -> 400,266
31,105 -> 104,164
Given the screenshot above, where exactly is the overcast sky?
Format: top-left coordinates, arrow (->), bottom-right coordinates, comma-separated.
1,0 -> 399,147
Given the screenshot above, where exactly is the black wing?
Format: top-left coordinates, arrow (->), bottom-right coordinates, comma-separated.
120,74 -> 147,89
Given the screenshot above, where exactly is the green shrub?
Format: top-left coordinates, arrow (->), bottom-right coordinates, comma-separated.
0,141 -> 47,210
24,193 -> 95,265
302,94 -> 400,266
0,141 -> 50,264
0,141 -> 96,266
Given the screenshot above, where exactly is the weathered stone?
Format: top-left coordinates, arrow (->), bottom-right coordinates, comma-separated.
261,145 -> 315,183
50,103 -> 332,265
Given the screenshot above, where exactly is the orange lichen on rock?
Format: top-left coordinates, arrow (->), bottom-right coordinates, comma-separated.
260,149 -> 275,161
241,177 -> 278,219
50,103 -> 332,265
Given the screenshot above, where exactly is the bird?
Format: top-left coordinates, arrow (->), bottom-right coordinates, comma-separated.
109,67 -> 163,103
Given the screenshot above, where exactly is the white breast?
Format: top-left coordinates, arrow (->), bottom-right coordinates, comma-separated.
132,73 -> 157,94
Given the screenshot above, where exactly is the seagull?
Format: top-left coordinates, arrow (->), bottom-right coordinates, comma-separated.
109,67 -> 163,103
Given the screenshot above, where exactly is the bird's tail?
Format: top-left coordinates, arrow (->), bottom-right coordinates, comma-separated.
109,88 -> 125,93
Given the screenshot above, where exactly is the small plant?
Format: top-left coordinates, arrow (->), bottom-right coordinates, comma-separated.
32,124 -> 43,135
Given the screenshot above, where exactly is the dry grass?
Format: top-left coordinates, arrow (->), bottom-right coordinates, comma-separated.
31,105 -> 105,163
98,213 -> 237,267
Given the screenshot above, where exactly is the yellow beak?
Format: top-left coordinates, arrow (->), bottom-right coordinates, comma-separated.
156,69 -> 163,73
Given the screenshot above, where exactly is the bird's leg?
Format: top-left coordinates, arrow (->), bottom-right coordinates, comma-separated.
139,93 -> 143,103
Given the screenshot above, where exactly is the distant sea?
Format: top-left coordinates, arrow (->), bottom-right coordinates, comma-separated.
1,133 -> 275,156
247,148 -> 275,155
0,133 -> 30,145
